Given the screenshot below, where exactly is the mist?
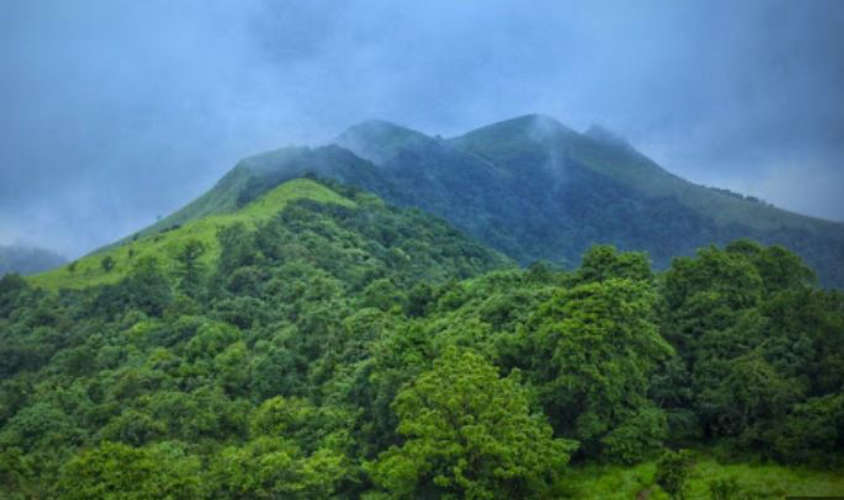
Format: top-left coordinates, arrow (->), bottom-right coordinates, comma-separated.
3,0 -> 844,258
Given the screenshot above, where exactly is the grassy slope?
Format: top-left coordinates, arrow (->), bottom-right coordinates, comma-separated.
565,455 -> 844,499
29,179 -> 355,289
101,145 -> 374,249
101,149 -> 309,248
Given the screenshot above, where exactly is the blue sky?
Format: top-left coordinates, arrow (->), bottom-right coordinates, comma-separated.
2,0 -> 843,257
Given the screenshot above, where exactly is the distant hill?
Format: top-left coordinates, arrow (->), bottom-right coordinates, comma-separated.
0,244 -> 66,276
81,114 -> 844,287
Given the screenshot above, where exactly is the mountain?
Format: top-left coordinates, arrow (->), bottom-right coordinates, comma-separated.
117,113 -> 842,286
11,121 -> 844,497
0,244 -> 66,276
58,114 -> 844,288
344,114 -> 844,286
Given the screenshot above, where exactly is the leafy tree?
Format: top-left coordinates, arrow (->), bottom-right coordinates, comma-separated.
55,441 -> 202,499
100,255 -> 115,272
368,347 -> 577,499
573,244 -> 652,284
175,238 -> 207,296
207,437 -> 351,499
124,256 -> 172,316
526,278 -> 672,461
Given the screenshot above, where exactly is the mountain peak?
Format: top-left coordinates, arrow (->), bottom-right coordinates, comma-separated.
335,119 -> 433,164
450,113 -> 577,148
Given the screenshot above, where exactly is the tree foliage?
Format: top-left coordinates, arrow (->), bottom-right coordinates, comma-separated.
0,180 -> 841,497
368,348 -> 576,499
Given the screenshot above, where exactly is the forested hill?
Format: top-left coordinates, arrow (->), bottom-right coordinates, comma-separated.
30,178 -> 508,290
7,176 -> 844,497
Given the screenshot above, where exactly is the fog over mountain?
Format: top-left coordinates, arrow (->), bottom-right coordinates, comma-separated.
3,0 -> 844,258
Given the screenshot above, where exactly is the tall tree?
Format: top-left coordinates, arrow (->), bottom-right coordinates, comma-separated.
368,347 -> 577,499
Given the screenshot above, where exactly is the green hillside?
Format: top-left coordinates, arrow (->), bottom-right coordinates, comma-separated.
105,146 -> 391,247
31,179 -> 356,289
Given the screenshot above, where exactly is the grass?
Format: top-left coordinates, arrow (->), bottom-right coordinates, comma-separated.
562,453 -> 844,499
29,179 -> 355,290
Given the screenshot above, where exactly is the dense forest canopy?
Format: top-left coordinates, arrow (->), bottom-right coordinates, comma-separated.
2,178 -> 842,498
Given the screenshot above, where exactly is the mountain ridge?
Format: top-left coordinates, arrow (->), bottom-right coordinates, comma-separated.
44,114 -> 844,287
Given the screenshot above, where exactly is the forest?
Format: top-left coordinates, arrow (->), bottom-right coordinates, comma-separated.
1,179 -> 842,499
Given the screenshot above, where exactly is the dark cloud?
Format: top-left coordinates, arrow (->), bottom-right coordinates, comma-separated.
2,0 -> 843,257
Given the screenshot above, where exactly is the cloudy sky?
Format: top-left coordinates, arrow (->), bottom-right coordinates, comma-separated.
3,0 -> 843,258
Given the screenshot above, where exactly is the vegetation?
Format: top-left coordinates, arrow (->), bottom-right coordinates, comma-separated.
4,177 -> 842,498
29,178 -> 357,289
341,114 -> 844,287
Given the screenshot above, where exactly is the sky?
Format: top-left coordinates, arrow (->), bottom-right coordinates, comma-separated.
2,0 -> 843,258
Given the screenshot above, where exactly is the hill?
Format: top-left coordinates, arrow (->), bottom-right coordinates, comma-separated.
32,177 -> 506,290
0,244 -> 66,276
30,178 -> 357,289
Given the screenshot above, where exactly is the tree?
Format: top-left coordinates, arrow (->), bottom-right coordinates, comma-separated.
55,441 -> 202,499
100,255 -> 115,272
368,347 -> 577,499
526,278 -> 672,461
573,244 -> 652,285
124,256 -> 172,317
175,239 -> 206,296
207,437 -> 350,499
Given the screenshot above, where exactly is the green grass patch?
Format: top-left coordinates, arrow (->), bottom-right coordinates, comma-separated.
29,179 -> 355,290
562,454 -> 844,499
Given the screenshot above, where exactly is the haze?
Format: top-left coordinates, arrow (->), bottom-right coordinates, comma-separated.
3,0 -> 843,258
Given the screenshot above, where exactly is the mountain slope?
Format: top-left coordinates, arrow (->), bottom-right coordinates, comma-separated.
338,114 -> 844,286
111,145 -> 393,245
30,179 -> 356,289
67,114 -> 844,287
31,176 -> 511,291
